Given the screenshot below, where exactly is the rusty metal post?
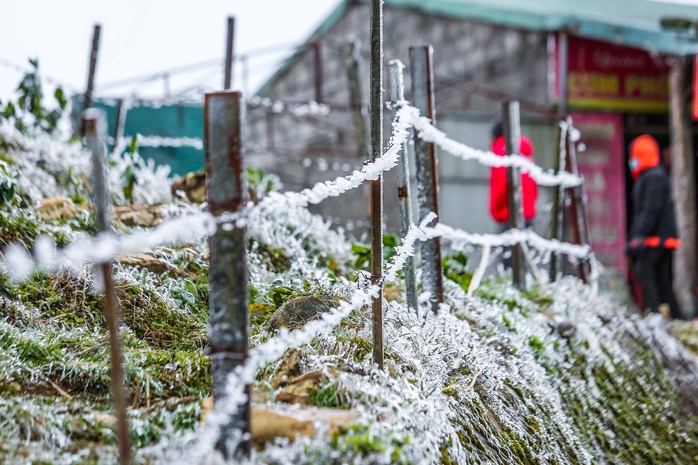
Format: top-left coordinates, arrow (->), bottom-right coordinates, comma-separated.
369,0 -> 384,369
410,44 -> 443,313
204,91 -> 250,458
503,100 -> 525,289
388,59 -> 418,313
344,39 -> 370,160
83,109 -> 131,465
549,121 -> 566,282
111,98 -> 126,155
312,41 -> 323,104
78,24 -> 101,137
224,17 -> 235,90
564,120 -> 589,283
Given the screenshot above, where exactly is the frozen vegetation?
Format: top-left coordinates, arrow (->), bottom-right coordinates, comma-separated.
1,72 -> 698,464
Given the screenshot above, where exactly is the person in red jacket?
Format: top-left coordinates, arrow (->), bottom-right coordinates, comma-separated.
488,121 -> 538,227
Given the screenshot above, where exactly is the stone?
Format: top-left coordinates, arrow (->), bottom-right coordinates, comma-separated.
251,405 -> 359,450
118,253 -> 171,274
36,197 -> 89,220
92,412 -> 117,426
274,368 -> 338,405
114,204 -> 163,228
270,348 -> 304,389
171,172 -> 206,204
267,296 -> 336,332
556,320 -> 577,339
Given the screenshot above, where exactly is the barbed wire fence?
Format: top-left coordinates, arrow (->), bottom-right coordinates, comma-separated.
1,44 -> 596,463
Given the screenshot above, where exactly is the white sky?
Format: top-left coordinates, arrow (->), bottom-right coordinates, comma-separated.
0,0 -> 343,102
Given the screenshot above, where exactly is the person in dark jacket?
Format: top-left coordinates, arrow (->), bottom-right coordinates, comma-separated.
488,121 -> 538,225
627,134 -> 682,319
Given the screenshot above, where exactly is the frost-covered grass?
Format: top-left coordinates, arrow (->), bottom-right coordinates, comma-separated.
2,113 -> 698,465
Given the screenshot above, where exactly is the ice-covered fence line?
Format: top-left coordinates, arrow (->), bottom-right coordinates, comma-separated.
432,224 -> 591,260
183,213 -> 438,462
2,212 -> 217,281
395,101 -> 584,188
246,95 -> 331,116
233,103 -> 418,217
0,105 -> 417,277
107,135 -> 204,150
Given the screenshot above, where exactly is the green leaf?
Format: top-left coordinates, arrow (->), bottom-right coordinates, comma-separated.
382,233 -> 399,248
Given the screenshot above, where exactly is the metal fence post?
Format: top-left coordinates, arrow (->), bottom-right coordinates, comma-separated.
388,59 -> 418,313
344,39 -> 370,160
312,41 -> 324,104
78,24 -> 101,138
503,100 -> 525,289
224,17 -> 235,90
82,109 -> 131,465
370,0 -> 384,370
549,120 -> 566,282
410,44 -> 443,313
564,119 -> 590,283
204,91 -> 250,459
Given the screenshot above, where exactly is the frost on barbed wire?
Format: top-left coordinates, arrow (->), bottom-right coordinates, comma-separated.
405,107 -> 584,188
246,96 -> 330,117
176,216 -> 438,463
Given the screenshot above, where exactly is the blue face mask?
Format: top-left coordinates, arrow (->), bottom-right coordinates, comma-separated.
629,158 -> 639,171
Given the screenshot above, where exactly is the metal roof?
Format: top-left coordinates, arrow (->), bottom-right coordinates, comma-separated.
380,0 -> 698,55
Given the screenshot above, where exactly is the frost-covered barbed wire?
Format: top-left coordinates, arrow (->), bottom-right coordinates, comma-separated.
0,105 -> 414,277
2,212 -> 216,281
181,214 -> 438,463
107,134 -> 204,150
247,104 -> 417,215
246,96 -> 331,116
402,102 -> 584,188
432,223 -> 591,260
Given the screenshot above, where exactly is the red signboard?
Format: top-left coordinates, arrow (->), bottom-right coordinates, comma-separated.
571,112 -> 626,272
555,35 -> 670,111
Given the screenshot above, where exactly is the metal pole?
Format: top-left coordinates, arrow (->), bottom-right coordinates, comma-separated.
388,59 -> 418,313
224,17 -> 235,90
410,44 -> 443,313
567,127 -> 591,284
112,98 -> 126,156
369,0 -> 384,370
163,73 -> 171,98
670,56 -> 697,317
503,100 -> 525,289
204,91 -> 250,459
564,120 -> 589,283
79,24 -> 101,137
312,41 -> 324,104
83,109 -> 131,465
557,31 -> 568,117
549,121 -> 566,281
344,39 -> 370,160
